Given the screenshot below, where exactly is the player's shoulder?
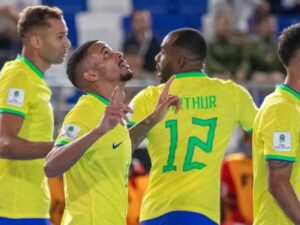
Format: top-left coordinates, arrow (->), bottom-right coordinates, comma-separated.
135,84 -> 163,100
1,60 -> 29,79
66,95 -> 99,118
207,77 -> 249,99
259,92 -> 297,121
262,91 -> 291,110
208,77 -> 241,88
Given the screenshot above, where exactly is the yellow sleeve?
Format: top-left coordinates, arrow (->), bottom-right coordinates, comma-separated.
236,84 -> 258,132
0,68 -> 32,118
260,103 -> 298,162
55,105 -> 92,146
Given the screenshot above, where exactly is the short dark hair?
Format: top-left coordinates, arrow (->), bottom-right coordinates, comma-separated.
278,23 -> 300,66
66,40 -> 97,88
18,5 -> 63,38
169,28 -> 207,61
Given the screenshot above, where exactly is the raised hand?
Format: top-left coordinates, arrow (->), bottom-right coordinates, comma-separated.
97,86 -> 133,134
150,75 -> 181,123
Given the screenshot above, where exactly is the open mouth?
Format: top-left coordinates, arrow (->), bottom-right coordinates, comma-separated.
119,59 -> 129,68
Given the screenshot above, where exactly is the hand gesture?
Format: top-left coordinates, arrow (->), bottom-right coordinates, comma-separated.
150,75 -> 181,124
97,86 -> 133,134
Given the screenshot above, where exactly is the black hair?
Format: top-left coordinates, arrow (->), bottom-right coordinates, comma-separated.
169,28 -> 207,61
66,40 -> 97,88
278,23 -> 300,66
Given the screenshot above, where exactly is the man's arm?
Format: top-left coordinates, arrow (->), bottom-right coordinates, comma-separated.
129,76 -> 180,152
44,86 -> 133,178
0,114 -> 53,159
267,160 -> 300,224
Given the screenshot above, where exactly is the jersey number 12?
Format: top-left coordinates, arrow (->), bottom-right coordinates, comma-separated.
163,117 -> 217,173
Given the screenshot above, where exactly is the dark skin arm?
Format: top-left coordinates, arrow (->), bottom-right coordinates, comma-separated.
0,114 -> 53,159
267,160 -> 300,224
129,75 -> 180,152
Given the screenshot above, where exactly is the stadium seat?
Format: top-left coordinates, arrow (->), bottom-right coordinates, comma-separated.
87,0 -> 132,16
151,13 -> 202,38
132,0 -> 170,14
41,0 -> 87,14
175,0 -> 207,14
76,12 -> 124,51
277,15 -> 300,36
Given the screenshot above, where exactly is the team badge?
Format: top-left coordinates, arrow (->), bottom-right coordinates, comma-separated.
63,124 -> 80,140
273,132 -> 291,152
7,88 -> 25,107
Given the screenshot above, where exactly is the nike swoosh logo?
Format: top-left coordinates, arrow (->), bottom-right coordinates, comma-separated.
112,142 -> 122,149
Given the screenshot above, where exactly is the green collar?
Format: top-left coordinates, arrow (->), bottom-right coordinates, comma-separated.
17,54 -> 45,79
175,71 -> 207,79
277,84 -> 300,100
87,92 -> 110,106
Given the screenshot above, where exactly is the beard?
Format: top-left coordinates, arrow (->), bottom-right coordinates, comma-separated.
120,71 -> 133,82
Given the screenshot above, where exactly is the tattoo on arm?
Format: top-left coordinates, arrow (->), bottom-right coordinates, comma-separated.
268,160 -> 291,170
129,118 -> 152,153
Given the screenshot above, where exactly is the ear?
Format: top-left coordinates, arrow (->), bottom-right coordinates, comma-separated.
176,54 -> 186,69
83,70 -> 99,82
29,35 -> 42,49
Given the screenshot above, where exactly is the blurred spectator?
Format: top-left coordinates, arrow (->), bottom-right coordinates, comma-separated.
122,10 -> 161,73
124,45 -> 158,104
206,11 -> 247,80
221,133 -> 253,225
247,15 -> 285,80
204,0 -> 263,39
0,0 -> 40,67
248,0 -> 271,35
0,5 -> 19,67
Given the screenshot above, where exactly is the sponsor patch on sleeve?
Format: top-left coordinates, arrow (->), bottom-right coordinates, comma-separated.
62,124 -> 80,140
7,88 -> 25,107
273,132 -> 291,152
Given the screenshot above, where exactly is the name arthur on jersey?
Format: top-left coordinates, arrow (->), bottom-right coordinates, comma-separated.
170,95 -> 217,110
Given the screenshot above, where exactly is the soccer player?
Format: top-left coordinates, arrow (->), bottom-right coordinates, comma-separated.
0,5 -> 70,225
252,23 -> 300,225
44,40 -> 180,225
128,28 -> 258,225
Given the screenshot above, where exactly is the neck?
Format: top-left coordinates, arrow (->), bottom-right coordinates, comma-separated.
285,68 -> 300,93
86,81 -> 126,100
22,47 -> 51,73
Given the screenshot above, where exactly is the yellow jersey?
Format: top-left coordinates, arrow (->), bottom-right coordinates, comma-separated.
55,93 -> 131,225
129,72 -> 257,224
253,84 -> 300,225
0,55 -> 53,218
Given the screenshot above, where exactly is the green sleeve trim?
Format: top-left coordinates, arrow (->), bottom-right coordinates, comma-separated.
55,139 -> 70,146
127,121 -> 136,127
265,154 -> 296,162
0,108 -> 25,118
245,128 -> 253,133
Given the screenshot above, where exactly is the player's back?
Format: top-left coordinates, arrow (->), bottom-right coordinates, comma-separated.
129,72 -> 257,223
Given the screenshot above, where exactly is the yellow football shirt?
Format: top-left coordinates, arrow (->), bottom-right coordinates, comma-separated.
0,55 -> 53,218
253,84 -> 300,225
129,72 -> 258,224
55,93 -> 131,225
